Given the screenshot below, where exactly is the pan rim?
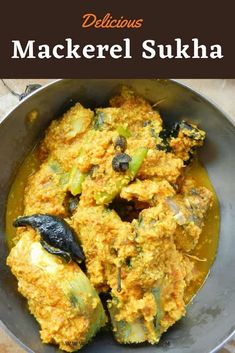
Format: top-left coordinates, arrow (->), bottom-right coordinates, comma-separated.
1,78 -> 234,353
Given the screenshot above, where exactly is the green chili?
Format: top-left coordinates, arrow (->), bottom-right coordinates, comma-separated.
128,147 -> 148,178
68,165 -> 87,196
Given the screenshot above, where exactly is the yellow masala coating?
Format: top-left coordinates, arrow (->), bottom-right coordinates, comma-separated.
7,86 -> 213,350
7,230 -> 106,352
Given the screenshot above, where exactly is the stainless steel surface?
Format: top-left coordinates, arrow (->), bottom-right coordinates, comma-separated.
0,79 -> 235,353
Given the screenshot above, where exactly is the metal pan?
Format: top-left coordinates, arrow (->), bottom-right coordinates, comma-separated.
0,79 -> 234,353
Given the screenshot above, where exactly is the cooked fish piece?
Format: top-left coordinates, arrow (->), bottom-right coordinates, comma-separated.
138,149 -> 184,183
109,86 -> 163,134
120,179 -> 175,205
170,120 -> 206,162
108,203 -> 194,344
167,184 -> 213,251
39,103 -> 93,160
24,159 -> 68,216
72,205 -> 136,292
7,230 -> 106,352
108,182 -> 212,344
